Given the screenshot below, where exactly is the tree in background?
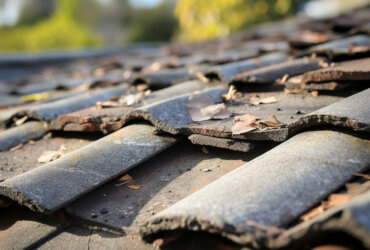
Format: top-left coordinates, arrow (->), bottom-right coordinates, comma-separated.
175,0 -> 307,41
126,1 -> 178,43
0,0 -> 102,52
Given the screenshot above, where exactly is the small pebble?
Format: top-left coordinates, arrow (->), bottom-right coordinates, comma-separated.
100,208 -> 108,214
91,213 -> 98,219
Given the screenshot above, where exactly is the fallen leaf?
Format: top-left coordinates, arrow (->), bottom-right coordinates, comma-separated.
127,184 -> 140,190
345,183 -> 365,195
195,72 -> 209,83
15,116 -> 28,126
278,74 -> 289,84
96,100 -> 123,108
354,173 -> 370,180
311,90 -> 319,96
201,146 -> 209,154
109,96 -> 119,101
322,194 -> 352,210
119,174 -> 133,183
250,96 -> 277,106
284,88 -> 302,94
187,92 -> 230,122
222,85 -> 241,101
257,115 -> 286,128
38,145 -> 66,163
300,205 -> 325,221
200,103 -> 231,120
38,150 -> 64,163
300,193 -> 352,222
231,114 -> 260,135
10,143 -> 23,151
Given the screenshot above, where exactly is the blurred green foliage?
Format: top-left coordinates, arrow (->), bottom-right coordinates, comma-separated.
175,0 -> 306,41
126,1 -> 177,43
0,0 -> 307,51
0,0 -> 102,52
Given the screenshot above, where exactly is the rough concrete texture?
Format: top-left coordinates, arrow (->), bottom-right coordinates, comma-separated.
0,124 -> 178,213
205,52 -> 289,82
0,84 -> 129,127
141,130 -> 370,246
291,88 -> 370,133
302,58 -> 370,83
0,132 -> 100,181
230,57 -> 325,85
0,121 -> 48,151
188,134 -> 257,152
270,191 -> 370,249
66,140 -> 267,233
308,34 -> 370,57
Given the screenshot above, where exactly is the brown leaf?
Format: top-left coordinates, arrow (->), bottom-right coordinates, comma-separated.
201,146 -> 209,154
322,194 -> 352,210
354,172 -> 370,180
250,96 -> 277,106
15,116 -> 28,126
10,143 -> 23,151
118,174 -> 133,183
231,114 -> 260,135
96,100 -> 123,108
311,90 -> 319,96
345,183 -> 366,195
258,115 -> 286,128
222,85 -> 241,101
284,88 -> 302,94
187,92 -> 231,122
38,150 -> 64,163
127,184 -> 141,190
300,205 -> 325,222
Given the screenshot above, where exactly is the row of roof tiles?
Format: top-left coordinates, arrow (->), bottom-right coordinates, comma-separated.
0,6 -> 369,250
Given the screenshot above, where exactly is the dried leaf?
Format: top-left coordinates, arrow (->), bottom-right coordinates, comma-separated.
251,96 -> 277,106
127,184 -> 141,190
354,173 -> 370,180
15,116 -> 28,126
300,206 -> 325,221
187,92 -> 231,122
322,194 -> 352,209
258,115 -> 286,128
195,72 -> 209,83
96,100 -> 123,108
311,90 -> 319,97
201,146 -> 209,154
345,183 -> 365,195
38,150 -> 64,163
222,85 -> 241,101
278,74 -> 289,84
284,88 -> 302,94
231,114 -> 260,135
200,103 -> 231,120
10,143 -> 23,151
119,174 -> 133,183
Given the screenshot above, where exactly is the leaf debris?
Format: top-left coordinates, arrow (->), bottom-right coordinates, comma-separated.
187,92 -> 231,122
127,184 -> 141,190
231,114 -> 260,135
250,96 -> 277,106
38,145 -> 66,163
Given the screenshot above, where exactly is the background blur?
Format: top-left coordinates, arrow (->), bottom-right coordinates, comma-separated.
0,0 -> 369,52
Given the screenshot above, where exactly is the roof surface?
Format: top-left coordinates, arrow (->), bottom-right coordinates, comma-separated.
0,7 -> 370,250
